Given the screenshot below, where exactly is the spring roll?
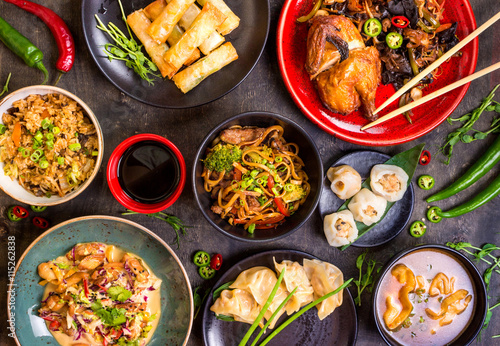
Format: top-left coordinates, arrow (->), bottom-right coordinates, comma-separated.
144,0 -> 167,19
163,2 -> 226,74
168,26 -> 201,65
126,10 -> 176,78
147,0 -> 196,44
172,42 -> 238,93
197,0 -> 240,35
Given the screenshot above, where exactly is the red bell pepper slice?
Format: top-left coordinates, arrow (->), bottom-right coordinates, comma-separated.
274,198 -> 290,217
83,278 -> 89,298
49,320 -> 61,331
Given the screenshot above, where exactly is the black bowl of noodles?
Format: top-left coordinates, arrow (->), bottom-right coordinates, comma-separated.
193,111 -> 322,242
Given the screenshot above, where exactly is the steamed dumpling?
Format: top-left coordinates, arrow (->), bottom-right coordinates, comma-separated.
323,210 -> 359,247
327,165 -> 362,199
348,188 -> 387,226
303,259 -> 344,320
210,288 -> 261,324
273,258 -> 314,315
370,164 -> 408,202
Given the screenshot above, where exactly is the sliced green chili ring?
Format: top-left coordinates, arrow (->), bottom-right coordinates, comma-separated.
418,175 -> 435,190
0,124 -> 6,134
297,0 -> 322,23
69,143 -> 81,151
199,265 -> 216,279
386,32 -> 403,49
410,221 -> 426,237
30,205 -> 47,212
363,18 -> 382,37
427,206 -> 443,223
193,250 -> 211,267
248,223 -> 256,234
51,126 -> 60,135
7,206 -> 22,222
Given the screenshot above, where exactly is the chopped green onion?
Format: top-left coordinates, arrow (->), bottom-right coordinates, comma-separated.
34,131 -> 43,142
41,119 -> 51,129
256,177 -> 264,185
250,170 -> 259,178
30,153 -> 40,162
74,132 -> 78,137
248,223 -> 255,234
32,141 -> 41,149
45,133 -> 54,141
69,143 -> 81,151
272,187 -> 279,196
57,157 -> 64,165
46,140 -> 54,149
21,148 -> 30,158
284,183 -> 294,192
51,126 -> 60,135
257,196 -> 267,205
92,150 -> 99,156
254,188 -> 263,194
0,124 -> 6,134
39,159 -> 49,169
273,175 -> 280,183
240,199 -> 245,206
267,163 -> 275,169
278,166 -> 287,172
34,148 -> 44,157
275,156 -> 283,163
262,159 -> 267,164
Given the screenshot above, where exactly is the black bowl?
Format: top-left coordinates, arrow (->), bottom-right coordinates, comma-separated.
372,244 -> 487,346
192,111 -> 323,242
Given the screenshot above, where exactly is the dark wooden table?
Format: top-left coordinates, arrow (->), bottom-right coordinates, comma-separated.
1,0 -> 499,345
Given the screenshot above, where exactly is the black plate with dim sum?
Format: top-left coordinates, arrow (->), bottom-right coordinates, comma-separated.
202,249 -> 358,346
318,151 -> 414,247
81,0 -> 270,108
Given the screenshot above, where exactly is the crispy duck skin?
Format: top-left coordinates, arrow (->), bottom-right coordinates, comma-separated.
306,15 -> 365,78
220,128 -> 265,145
316,46 -> 382,120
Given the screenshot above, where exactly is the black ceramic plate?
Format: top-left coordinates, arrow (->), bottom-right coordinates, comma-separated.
318,151 -> 414,247
81,0 -> 270,108
202,249 -> 358,346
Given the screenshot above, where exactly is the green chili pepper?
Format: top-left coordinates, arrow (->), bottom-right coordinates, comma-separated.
410,221 -> 426,237
297,0 -> 323,23
427,135 -> 500,203
364,18 -> 382,37
0,16 -> 48,84
386,32 -> 403,49
435,174 -> 500,218
418,175 -> 435,190
199,265 -> 216,279
31,205 -> 47,212
7,206 -> 22,222
408,48 -> 420,76
427,206 -> 442,223
193,250 -> 211,267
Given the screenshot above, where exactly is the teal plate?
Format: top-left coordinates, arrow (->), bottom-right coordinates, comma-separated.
7,215 -> 193,345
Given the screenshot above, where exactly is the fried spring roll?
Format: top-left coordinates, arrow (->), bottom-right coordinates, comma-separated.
144,0 -> 167,19
163,2 -> 226,74
197,0 -> 240,35
126,10 -> 176,78
172,42 -> 238,93
168,26 -> 201,65
147,0 -> 196,44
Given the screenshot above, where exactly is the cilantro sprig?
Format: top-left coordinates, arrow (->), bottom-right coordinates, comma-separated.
91,299 -> 127,326
353,251 -> 381,306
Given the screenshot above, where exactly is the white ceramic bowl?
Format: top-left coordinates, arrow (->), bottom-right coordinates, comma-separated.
0,85 -> 104,206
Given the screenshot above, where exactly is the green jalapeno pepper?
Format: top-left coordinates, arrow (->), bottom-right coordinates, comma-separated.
193,250 -> 211,267
199,266 -> 216,280
427,207 -> 442,223
363,18 -> 382,37
427,135 -> 500,203
30,205 -> 47,212
410,221 -> 426,237
0,16 -> 48,84
297,0 -> 322,23
386,32 -> 403,49
418,175 -> 435,190
7,206 -> 22,222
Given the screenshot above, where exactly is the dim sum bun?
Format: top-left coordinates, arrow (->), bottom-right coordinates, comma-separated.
370,164 -> 408,202
348,188 -> 387,226
326,165 -> 362,200
323,210 -> 358,247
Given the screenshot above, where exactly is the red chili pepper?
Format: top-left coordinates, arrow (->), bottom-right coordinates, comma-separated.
419,150 -> 431,165
49,320 -> 61,331
392,16 -> 410,28
41,316 -> 56,322
109,328 -> 123,339
83,278 -> 89,298
97,283 -> 108,292
12,206 -> 29,218
210,254 -> 223,270
5,0 -> 75,83
233,215 -> 285,225
274,198 -> 290,217
33,216 -> 49,228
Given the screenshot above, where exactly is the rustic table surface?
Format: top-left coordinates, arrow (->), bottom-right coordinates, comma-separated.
1,0 -> 499,345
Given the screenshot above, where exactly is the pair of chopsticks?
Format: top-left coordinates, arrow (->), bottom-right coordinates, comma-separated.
362,11 -> 500,131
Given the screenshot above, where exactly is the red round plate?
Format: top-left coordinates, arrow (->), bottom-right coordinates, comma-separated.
277,0 -> 478,146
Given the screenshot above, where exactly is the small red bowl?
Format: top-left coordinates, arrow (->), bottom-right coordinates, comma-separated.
107,134 -> 186,213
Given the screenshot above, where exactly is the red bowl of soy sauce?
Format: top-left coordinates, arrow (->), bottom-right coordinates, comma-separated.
107,134 -> 186,213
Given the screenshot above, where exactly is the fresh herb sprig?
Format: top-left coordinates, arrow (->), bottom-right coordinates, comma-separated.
0,73 -> 11,97
95,0 -> 159,85
122,210 -> 191,248
353,251 -> 381,306
440,84 -> 500,164
446,241 -> 500,335
193,286 -> 211,319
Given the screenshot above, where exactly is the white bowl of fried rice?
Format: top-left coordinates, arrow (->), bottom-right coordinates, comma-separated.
0,85 -> 103,206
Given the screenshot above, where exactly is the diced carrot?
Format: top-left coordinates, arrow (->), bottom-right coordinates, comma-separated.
12,122 -> 21,147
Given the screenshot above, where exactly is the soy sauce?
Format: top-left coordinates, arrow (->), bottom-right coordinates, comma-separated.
117,140 -> 180,204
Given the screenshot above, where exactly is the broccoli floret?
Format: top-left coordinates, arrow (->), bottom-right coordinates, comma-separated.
282,185 -> 306,203
204,144 -> 242,172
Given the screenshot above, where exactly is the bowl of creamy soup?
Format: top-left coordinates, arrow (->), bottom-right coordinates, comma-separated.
7,215 -> 193,346
373,244 -> 487,346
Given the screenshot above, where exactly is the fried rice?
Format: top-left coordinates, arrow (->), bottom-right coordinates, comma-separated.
0,93 -> 99,197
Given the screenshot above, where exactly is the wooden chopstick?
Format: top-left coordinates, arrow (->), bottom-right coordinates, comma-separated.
361,61 -> 500,130
372,11 -> 500,117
